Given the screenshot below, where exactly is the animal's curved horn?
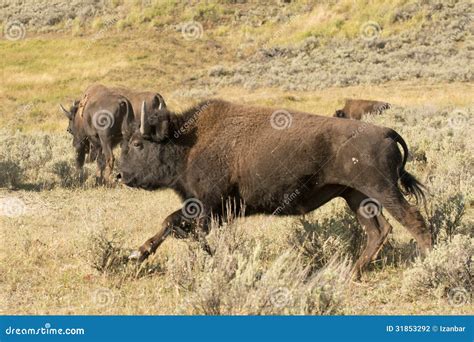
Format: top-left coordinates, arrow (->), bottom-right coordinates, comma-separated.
140,101 -> 150,135
156,94 -> 166,110
60,104 -> 72,118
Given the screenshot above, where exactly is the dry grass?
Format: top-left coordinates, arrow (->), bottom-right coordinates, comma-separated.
0,0 -> 473,316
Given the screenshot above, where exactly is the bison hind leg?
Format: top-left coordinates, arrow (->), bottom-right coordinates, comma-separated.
342,189 -> 393,279
379,189 -> 432,255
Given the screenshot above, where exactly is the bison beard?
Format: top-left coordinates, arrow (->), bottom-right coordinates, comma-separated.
120,99 -> 432,278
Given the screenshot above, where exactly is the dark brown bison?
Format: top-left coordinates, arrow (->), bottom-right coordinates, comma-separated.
60,85 -> 166,183
119,100 -> 431,277
334,99 -> 391,120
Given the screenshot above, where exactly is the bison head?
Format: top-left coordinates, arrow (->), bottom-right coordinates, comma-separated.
60,100 -> 80,134
334,109 -> 347,118
119,101 -> 178,190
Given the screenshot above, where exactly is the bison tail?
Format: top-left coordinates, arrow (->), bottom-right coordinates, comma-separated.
399,170 -> 426,204
388,130 -> 426,204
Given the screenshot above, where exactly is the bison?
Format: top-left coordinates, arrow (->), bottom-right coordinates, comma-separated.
60,84 -> 166,183
334,99 -> 391,120
119,99 -> 432,277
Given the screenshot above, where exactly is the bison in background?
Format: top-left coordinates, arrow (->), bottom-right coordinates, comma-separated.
119,99 -> 431,278
60,84 -> 166,184
334,99 -> 391,120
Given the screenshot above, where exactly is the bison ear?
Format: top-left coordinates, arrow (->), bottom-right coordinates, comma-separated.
60,104 -> 72,119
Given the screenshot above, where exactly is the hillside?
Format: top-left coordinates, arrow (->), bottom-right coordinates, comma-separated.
1,0 -> 472,130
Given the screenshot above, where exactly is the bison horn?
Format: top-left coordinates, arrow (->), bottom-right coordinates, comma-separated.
140,101 -> 151,135
156,94 -> 166,110
60,104 -> 72,118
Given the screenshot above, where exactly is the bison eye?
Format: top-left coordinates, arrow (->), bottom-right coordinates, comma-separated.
132,141 -> 143,149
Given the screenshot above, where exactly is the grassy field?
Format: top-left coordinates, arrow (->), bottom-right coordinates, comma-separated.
0,0 -> 472,315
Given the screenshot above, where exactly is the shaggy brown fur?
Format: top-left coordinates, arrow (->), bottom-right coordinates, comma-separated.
334,99 -> 391,120
120,100 -> 431,278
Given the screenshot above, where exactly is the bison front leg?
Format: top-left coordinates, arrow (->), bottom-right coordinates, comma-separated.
99,140 -> 115,185
95,149 -> 106,185
129,209 -> 192,262
74,144 -> 87,183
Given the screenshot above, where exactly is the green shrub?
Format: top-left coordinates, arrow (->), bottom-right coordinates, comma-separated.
167,222 -> 351,315
288,209 -> 365,271
402,235 -> 473,303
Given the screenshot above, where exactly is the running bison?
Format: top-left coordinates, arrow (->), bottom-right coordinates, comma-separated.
119,99 -> 432,278
60,84 -> 166,183
334,99 -> 391,120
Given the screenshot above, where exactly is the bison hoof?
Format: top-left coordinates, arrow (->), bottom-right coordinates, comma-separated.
128,249 -> 150,262
128,250 -> 142,261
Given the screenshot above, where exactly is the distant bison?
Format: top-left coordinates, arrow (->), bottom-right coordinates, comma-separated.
334,99 -> 391,120
119,99 -> 431,278
60,85 -> 166,183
